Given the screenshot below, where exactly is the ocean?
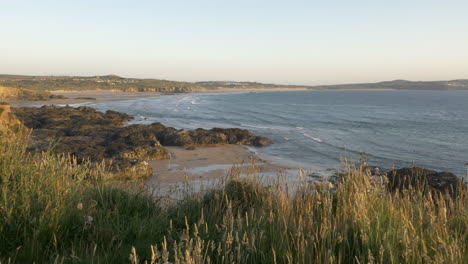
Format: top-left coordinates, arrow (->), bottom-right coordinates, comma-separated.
86,90 -> 468,177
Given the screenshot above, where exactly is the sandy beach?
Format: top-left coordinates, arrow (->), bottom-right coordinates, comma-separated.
7,90 -> 162,107
144,144 -> 302,199
147,145 -> 296,183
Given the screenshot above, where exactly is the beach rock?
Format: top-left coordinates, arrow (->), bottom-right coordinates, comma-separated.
12,106 -> 161,179
252,136 -> 273,146
386,167 -> 465,197
105,158 -> 153,180
146,124 -> 273,147
106,125 -> 170,160
13,105 -> 132,131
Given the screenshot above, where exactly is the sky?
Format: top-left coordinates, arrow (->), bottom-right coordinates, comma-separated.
1,0 -> 468,85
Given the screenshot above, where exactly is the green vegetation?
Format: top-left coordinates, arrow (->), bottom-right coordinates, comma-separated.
0,85 -> 65,101
0,74 -> 308,92
0,129 -> 168,262
0,75 -> 207,92
311,79 -> 468,90
2,74 -> 468,92
1,127 -> 468,263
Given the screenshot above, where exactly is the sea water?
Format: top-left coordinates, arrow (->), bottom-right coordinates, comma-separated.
86,90 -> 468,177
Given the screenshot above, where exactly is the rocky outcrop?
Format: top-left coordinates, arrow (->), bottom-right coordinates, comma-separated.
145,123 -> 272,147
12,105 -> 272,179
386,167 -> 465,197
13,105 -> 162,179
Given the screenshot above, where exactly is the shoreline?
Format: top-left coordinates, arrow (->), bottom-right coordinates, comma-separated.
6,90 -> 465,188
13,88 -> 460,187
8,94 -> 303,187
7,90 -> 162,107
6,88 -> 308,107
145,145 -> 302,193
6,87 -> 403,107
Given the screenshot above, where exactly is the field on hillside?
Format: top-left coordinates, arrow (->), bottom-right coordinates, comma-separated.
0,75 -> 206,93
0,86 -> 61,101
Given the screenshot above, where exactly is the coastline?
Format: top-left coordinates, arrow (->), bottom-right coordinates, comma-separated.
145,145 -> 301,196
7,88 -> 309,107
5,89 -> 466,197
8,92 -> 302,188
6,87 -> 404,107
10,88 -> 443,188
7,90 -> 162,107
4,88 -> 411,186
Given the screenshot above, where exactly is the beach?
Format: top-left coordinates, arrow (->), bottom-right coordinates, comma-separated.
8,90 -> 162,107
7,90 -> 301,190
143,144 -> 303,199
8,88 -> 308,107
147,145 -> 297,183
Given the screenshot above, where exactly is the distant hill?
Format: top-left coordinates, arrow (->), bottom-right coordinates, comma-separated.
0,74 -> 207,93
310,79 -> 468,90
1,74 -> 467,92
196,81 -> 310,89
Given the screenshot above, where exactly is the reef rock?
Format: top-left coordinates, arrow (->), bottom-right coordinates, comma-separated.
386,167 -> 465,197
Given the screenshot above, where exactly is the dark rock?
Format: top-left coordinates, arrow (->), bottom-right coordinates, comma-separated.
252,136 -> 273,147
386,167 -> 465,197
12,106 -> 157,179
146,125 -> 273,147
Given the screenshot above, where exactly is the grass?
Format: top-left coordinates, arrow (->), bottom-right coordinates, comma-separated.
1,129 -> 468,263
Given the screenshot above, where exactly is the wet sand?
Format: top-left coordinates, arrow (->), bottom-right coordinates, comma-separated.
146,145 -> 298,185
144,145 -> 304,200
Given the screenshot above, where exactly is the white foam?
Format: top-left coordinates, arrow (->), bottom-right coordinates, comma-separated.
302,132 -> 322,143
241,123 -> 270,129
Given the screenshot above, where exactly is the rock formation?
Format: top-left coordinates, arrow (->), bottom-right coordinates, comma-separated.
12,105 -> 272,179
386,167 -> 465,197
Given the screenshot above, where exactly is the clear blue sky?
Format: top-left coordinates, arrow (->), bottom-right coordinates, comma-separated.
1,0 -> 467,85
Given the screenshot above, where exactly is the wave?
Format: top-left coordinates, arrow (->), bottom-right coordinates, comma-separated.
302,132 -> 322,142
240,123 -> 271,129
240,123 -> 295,132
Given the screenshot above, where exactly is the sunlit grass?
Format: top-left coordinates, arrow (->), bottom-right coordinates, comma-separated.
1,129 -> 467,263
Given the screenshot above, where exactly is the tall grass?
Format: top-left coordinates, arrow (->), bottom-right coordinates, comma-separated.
132,167 -> 468,264
1,129 -> 467,263
0,130 -> 167,262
